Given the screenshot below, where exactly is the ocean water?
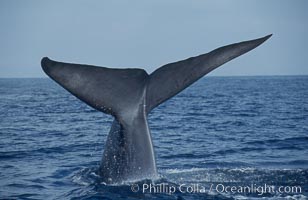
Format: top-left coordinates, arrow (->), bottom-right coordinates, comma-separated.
0,76 -> 307,200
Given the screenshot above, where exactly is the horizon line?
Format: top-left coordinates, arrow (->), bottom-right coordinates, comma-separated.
0,74 -> 307,79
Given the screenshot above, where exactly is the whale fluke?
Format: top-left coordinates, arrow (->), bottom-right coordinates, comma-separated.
146,34 -> 272,112
41,57 -> 149,122
41,34 -> 271,183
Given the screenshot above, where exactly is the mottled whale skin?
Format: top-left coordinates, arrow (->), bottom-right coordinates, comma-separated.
41,35 -> 271,184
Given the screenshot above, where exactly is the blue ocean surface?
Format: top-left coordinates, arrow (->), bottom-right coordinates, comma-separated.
0,76 -> 307,200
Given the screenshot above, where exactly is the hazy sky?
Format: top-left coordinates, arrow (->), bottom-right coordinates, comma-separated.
0,0 -> 307,77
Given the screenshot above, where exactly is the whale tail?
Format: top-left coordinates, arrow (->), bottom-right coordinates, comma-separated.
41,34 -> 271,183
41,34 -> 272,117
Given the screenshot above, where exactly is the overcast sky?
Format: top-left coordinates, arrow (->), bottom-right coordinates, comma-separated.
0,0 -> 307,77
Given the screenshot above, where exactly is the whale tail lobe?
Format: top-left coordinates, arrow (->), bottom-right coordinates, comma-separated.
146,34 -> 272,112
41,57 -> 149,123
